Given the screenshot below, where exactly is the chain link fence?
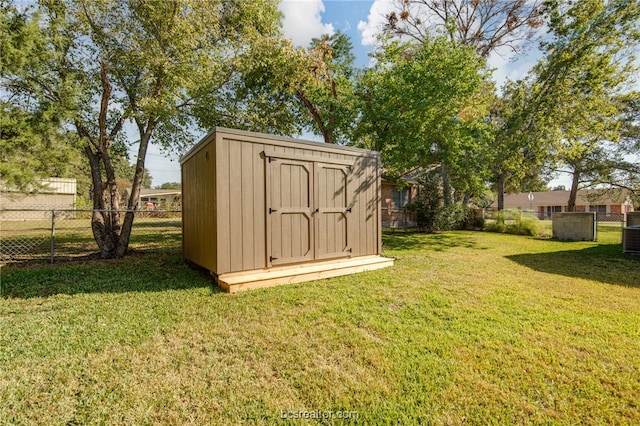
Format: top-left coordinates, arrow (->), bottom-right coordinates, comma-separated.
0,209 -> 182,264
482,209 -> 627,240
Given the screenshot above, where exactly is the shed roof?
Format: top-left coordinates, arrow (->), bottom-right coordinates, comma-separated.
181,127 -> 379,165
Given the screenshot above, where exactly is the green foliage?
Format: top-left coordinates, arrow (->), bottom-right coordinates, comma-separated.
1,0 -> 282,257
355,37 -> 492,199
485,209 -> 541,236
155,182 -> 181,190
406,171 -> 482,232
434,203 -> 469,231
0,101 -> 86,192
233,31 -> 359,144
526,0 -> 640,208
406,172 -> 442,233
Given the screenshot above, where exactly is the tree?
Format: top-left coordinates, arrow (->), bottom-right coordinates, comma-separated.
234,31 -> 358,144
489,79 -> 551,210
355,37 -> 492,204
0,101 -> 85,193
1,0 -> 281,258
155,182 -> 181,190
1,3 -> 84,193
527,0 -> 640,211
383,0 -> 547,58
293,32 -> 358,144
378,1 -> 550,205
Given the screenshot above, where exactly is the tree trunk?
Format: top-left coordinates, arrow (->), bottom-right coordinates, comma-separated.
497,173 -> 506,211
441,163 -> 452,206
115,123 -> 154,257
295,88 -> 333,144
567,168 -> 580,212
82,61 -> 126,259
85,146 -> 121,258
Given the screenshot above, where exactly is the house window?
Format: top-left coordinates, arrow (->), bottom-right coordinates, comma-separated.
392,187 -> 410,210
546,206 -> 562,218
589,205 -> 607,214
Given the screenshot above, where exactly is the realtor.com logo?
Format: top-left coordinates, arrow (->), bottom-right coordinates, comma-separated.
280,410 -> 359,420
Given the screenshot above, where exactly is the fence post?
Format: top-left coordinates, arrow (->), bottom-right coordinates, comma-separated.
50,209 -> 56,264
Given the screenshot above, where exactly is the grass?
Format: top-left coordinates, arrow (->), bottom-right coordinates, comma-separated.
1,227 -> 639,425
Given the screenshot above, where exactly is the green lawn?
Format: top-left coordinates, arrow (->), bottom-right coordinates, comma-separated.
1,228 -> 639,424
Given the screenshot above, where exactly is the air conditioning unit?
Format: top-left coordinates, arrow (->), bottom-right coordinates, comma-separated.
622,226 -> 640,254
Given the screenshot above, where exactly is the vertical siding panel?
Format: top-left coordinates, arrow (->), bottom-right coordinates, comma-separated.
206,143 -> 217,270
347,157 -> 359,256
270,156 -> 281,262
253,143 -> 266,269
365,158 -> 373,254
317,166 -> 325,256
183,139 -> 217,272
281,162 -> 291,259
369,158 -> 377,254
291,164 -> 300,258
241,141 -> 254,270
375,154 -> 382,254
216,136 -> 231,274
360,158 -> 369,256
229,140 -> 243,272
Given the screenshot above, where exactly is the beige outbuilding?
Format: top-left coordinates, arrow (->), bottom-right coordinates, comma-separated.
180,127 -> 393,292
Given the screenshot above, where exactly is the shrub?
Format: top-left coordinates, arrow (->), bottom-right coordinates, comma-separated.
484,209 -> 540,236
435,204 -> 468,231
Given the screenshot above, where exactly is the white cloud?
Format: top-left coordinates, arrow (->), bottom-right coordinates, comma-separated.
279,0 -> 334,47
357,0 -> 394,47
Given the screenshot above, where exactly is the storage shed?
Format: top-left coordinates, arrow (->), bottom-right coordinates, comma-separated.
181,127 -> 394,292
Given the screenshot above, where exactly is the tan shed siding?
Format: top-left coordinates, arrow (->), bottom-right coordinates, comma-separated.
215,134 -> 231,274
375,155 -> 382,254
252,142 -> 267,269
181,140 -> 216,271
216,137 -> 269,274
182,127 -> 383,276
228,139 -> 243,272
349,154 -> 378,257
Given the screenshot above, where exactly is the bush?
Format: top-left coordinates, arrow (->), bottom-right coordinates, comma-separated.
403,169 -> 484,233
463,207 -> 485,230
435,204 -> 467,231
484,209 -> 540,236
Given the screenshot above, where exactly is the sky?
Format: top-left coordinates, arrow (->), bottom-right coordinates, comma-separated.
139,0 -> 553,187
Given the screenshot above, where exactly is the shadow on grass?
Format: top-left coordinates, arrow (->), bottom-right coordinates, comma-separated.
1,248 -> 219,299
383,231 -> 480,252
507,243 -> 640,287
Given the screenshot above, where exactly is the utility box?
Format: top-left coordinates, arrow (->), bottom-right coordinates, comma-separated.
552,212 -> 597,241
627,211 -> 640,227
623,212 -> 640,254
181,127 -> 393,292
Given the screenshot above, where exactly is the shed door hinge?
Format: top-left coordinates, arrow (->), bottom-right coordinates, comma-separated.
270,256 -> 278,262
269,208 -> 278,214
268,157 -> 277,163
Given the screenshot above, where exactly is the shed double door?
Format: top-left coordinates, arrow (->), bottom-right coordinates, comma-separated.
267,156 -> 351,266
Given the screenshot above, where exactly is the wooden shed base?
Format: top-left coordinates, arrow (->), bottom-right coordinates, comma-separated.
215,255 -> 394,293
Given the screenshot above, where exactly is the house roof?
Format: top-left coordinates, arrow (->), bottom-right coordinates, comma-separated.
139,188 -> 181,197
495,189 -> 632,208
381,165 -> 440,185
122,188 -> 181,198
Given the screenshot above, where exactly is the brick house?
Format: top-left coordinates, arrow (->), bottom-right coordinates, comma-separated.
381,179 -> 418,228
493,189 -> 634,220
